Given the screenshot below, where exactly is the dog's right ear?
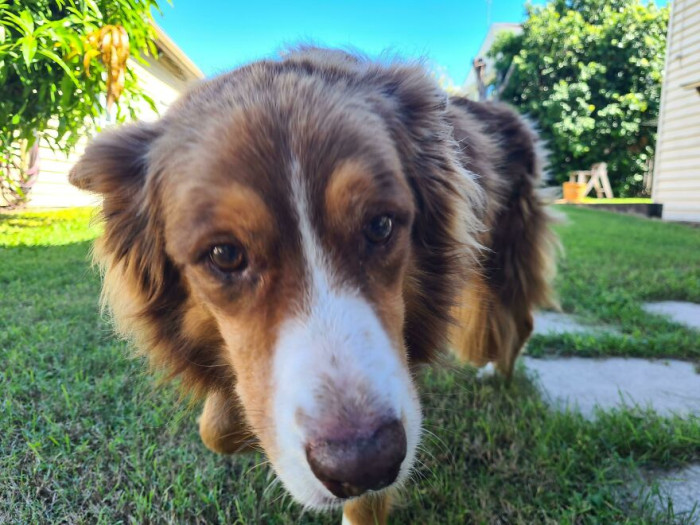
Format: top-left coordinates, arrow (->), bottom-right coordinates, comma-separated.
69,121 -> 164,286
69,121 -> 164,285
71,122 -> 233,395
69,122 -> 162,197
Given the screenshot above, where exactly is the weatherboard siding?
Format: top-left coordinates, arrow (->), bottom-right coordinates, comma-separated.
24,48 -> 199,209
653,0 -> 700,222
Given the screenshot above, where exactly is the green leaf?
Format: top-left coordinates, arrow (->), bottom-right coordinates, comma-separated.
36,49 -> 79,86
2,11 -> 31,34
59,74 -> 74,106
10,100 -> 27,124
20,35 -> 37,67
140,92 -> 159,114
19,9 -> 34,33
1,0 -> 170,183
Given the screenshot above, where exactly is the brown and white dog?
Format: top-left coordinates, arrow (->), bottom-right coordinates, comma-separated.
70,48 -> 556,524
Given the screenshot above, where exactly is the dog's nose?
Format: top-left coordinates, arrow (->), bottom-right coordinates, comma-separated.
305,419 -> 407,499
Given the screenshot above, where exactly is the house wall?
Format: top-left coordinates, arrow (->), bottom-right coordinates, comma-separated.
24,132 -> 95,209
652,0 -> 700,222
21,51 -> 197,209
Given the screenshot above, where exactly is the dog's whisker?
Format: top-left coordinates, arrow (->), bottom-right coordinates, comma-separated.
415,446 -> 440,467
244,457 -> 272,477
261,475 -> 282,499
405,459 -> 431,485
419,427 -> 449,454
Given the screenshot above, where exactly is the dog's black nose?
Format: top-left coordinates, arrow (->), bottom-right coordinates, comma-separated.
305,419 -> 407,499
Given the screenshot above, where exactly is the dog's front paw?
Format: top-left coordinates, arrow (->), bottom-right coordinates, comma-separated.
475,362 -> 497,379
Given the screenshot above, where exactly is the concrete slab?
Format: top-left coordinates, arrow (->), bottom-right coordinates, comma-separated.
523,357 -> 700,419
654,464 -> 700,521
533,311 -> 589,336
532,311 -> 617,336
643,301 -> 700,331
643,464 -> 700,523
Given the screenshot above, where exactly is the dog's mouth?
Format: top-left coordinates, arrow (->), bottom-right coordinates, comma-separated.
295,466 -> 406,511
310,487 -> 389,509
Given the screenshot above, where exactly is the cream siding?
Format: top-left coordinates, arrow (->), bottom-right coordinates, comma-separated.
17,34 -> 202,209
652,0 -> 700,222
27,134 -> 95,209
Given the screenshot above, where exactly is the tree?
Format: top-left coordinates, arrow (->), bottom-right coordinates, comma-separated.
490,0 -> 669,196
0,0 -> 162,207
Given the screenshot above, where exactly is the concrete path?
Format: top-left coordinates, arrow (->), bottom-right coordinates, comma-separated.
533,311 -> 620,336
643,301 -> 700,331
526,307 -> 700,519
523,357 -> 700,419
523,355 -> 700,519
653,464 -> 700,522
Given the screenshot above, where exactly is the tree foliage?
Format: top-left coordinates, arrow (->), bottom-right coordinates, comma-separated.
490,0 -> 669,196
0,0 -> 161,206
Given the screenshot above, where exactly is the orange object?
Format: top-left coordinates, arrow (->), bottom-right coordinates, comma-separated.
563,182 -> 587,202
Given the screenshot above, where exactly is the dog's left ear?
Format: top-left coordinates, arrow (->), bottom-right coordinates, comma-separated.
370,65 -> 485,363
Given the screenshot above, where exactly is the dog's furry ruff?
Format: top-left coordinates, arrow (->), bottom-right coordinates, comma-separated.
446,98 -> 558,377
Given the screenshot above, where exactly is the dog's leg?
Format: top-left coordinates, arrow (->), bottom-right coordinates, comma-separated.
449,273 -> 534,382
449,272 -> 519,379
198,389 -> 257,454
495,309 -> 533,379
449,272 -> 497,370
342,492 -> 391,525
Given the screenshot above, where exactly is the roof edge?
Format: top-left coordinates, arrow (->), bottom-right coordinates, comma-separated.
152,22 -> 205,80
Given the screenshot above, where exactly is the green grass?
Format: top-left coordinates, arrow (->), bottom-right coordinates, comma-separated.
1,207 -> 699,523
580,198 -> 654,204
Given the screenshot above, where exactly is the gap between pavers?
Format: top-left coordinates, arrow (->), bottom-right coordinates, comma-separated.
522,356 -> 700,419
527,308 -> 700,520
643,301 -> 700,331
523,356 -> 700,519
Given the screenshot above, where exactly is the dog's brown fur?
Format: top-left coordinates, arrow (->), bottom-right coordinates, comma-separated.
70,48 -> 556,524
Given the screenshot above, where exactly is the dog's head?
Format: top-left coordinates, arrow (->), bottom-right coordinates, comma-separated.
70,49 -> 483,508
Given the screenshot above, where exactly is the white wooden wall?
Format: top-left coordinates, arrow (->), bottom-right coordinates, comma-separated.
653,0 -> 700,222
20,52 -> 196,209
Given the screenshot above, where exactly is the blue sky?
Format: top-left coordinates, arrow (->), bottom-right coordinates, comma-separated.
156,0 -> 544,86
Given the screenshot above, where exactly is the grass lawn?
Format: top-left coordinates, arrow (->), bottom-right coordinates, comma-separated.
1,207 -> 699,524
580,198 -> 654,204
529,206 -> 700,362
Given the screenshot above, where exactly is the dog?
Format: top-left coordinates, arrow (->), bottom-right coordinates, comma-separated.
69,48 -> 556,524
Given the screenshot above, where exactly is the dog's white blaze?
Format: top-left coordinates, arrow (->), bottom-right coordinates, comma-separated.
270,162 -> 421,509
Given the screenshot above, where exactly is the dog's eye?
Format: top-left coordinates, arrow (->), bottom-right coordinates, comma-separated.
208,244 -> 247,273
364,215 -> 394,244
